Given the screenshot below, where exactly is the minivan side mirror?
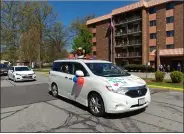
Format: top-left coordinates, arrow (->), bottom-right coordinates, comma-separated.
75,70 -> 84,77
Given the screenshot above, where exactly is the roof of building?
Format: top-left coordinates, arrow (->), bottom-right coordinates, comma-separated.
86,0 -> 173,25
86,13 -> 112,25
150,48 -> 184,56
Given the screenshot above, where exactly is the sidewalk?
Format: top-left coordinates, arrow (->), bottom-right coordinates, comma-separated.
129,72 -> 171,80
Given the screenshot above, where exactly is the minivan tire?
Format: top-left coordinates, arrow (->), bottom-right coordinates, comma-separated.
51,84 -> 58,98
88,93 -> 105,117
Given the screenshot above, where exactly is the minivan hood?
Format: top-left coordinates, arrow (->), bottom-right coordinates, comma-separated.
98,74 -> 146,90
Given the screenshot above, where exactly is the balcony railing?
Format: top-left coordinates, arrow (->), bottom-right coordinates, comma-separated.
116,52 -> 141,58
115,28 -> 141,36
115,16 -> 141,26
116,40 -> 142,47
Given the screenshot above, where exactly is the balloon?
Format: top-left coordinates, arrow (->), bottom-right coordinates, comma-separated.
77,77 -> 84,85
73,76 -> 77,83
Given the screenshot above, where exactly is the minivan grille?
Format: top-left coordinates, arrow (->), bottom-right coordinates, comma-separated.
125,88 -> 147,98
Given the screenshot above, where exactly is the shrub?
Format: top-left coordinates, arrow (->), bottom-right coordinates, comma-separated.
123,64 -> 154,72
170,71 -> 183,83
155,71 -> 165,82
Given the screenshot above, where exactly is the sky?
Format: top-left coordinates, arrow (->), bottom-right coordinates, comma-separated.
48,0 -> 138,51
49,1 -> 137,27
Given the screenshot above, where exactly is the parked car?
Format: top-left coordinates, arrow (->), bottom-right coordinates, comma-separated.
8,66 -> 36,82
48,59 -> 151,117
0,63 -> 9,76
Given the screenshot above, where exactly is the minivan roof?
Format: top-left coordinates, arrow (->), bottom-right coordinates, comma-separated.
54,59 -> 111,64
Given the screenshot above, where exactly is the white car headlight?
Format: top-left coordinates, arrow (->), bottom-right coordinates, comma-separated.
106,86 -> 128,95
16,73 -> 21,76
116,87 -> 129,95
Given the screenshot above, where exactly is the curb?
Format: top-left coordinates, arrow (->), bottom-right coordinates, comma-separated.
148,85 -> 183,91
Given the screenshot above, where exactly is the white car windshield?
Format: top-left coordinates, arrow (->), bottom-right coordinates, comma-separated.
15,67 -> 30,71
85,63 -> 130,77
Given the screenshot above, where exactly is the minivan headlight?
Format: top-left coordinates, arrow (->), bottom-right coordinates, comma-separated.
16,73 -> 21,76
106,86 -> 128,95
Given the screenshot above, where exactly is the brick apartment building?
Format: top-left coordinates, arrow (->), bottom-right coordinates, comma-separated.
86,0 -> 184,71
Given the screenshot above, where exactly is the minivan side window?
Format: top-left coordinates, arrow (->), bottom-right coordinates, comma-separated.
52,62 -> 62,72
60,62 -> 73,74
73,63 -> 89,77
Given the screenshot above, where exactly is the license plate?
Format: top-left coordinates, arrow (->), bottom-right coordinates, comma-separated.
138,98 -> 145,105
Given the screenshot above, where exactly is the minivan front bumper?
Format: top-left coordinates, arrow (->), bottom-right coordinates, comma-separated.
103,88 -> 151,114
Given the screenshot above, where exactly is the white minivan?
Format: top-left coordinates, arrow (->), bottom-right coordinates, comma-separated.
49,59 -> 151,117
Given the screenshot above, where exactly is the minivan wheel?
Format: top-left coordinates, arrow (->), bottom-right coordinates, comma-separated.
51,84 -> 58,98
88,93 -> 105,117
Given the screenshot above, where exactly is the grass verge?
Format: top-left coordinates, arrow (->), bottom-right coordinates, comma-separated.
144,78 -> 183,91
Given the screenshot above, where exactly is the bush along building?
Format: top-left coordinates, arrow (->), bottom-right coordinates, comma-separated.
86,0 -> 184,71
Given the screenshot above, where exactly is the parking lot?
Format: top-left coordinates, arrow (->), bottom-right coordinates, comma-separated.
1,72 -> 183,132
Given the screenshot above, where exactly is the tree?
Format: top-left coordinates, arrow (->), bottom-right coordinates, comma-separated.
70,14 -> 95,54
70,14 -> 95,36
1,1 -> 23,64
45,22 -> 69,61
72,27 -> 93,54
19,26 -> 40,65
19,1 -> 57,68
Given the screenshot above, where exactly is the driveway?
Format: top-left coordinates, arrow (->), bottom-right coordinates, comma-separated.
1,73 -> 183,132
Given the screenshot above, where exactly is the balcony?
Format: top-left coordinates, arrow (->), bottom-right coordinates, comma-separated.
115,16 -> 142,26
115,28 -> 141,37
116,40 -> 142,47
116,52 -> 141,58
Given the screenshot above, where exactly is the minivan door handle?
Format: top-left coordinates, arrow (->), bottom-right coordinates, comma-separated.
64,76 -> 68,79
69,78 -> 72,80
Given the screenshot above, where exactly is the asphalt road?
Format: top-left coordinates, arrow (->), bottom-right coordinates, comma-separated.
1,73 -> 183,132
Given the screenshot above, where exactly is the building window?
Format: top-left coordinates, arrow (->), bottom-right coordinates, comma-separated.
93,42 -> 96,46
93,33 -> 96,37
150,46 -> 156,52
166,44 -> 174,49
150,20 -> 156,27
150,33 -> 157,39
149,7 -> 156,14
166,16 -> 174,23
166,30 -> 174,37
166,2 -> 174,10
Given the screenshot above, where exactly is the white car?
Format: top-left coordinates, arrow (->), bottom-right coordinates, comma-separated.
49,59 -> 151,117
8,66 -> 36,82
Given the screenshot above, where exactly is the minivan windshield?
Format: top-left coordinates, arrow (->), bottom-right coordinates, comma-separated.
85,63 -> 130,77
15,67 -> 30,71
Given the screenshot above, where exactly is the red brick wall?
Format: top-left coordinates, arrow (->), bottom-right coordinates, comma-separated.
156,4 -> 166,50
174,1 -> 184,48
96,20 -> 110,61
142,8 -> 149,65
